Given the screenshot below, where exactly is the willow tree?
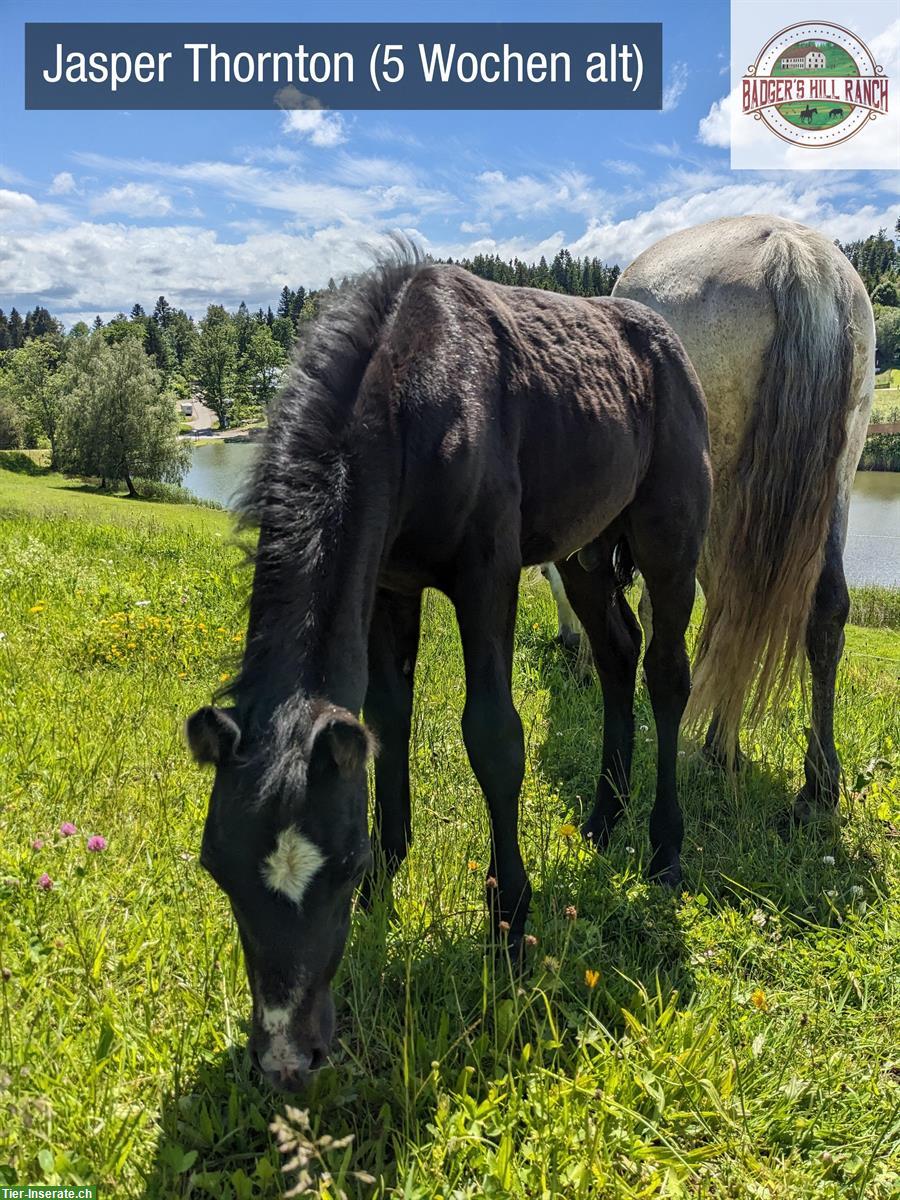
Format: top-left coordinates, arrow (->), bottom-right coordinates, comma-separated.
59,335 -> 189,497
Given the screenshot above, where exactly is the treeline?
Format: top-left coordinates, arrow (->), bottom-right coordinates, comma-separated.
836,219 -> 900,366
444,248 -> 621,296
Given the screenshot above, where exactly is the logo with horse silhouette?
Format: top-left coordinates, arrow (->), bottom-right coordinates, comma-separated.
741,21 -> 888,148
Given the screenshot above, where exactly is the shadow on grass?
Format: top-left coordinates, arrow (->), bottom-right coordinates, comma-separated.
524,629 -> 888,930
0,450 -> 52,475
143,894 -> 691,1198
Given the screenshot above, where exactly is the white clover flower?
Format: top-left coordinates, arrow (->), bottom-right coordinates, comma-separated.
822,855 -> 835,867
824,888 -> 837,898
849,885 -> 864,899
751,909 -> 767,927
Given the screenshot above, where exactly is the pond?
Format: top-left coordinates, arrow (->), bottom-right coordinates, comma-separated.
183,442 -> 900,589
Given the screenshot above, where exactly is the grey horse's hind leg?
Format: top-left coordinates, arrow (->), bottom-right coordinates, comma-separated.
541,562 -> 582,652
794,512 -> 850,823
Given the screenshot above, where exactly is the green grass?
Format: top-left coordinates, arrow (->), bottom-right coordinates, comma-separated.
872,390 -> 900,421
0,472 -> 898,1198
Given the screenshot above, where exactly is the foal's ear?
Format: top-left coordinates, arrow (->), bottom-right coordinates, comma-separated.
308,706 -> 375,779
185,706 -> 241,765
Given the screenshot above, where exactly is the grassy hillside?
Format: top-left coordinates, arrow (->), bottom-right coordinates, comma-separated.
0,468 -> 898,1198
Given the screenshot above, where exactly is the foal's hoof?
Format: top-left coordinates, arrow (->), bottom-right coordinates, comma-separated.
581,814 -> 616,851
648,852 -> 682,889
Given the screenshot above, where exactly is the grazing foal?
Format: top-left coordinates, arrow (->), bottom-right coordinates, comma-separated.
187,252 -> 711,1089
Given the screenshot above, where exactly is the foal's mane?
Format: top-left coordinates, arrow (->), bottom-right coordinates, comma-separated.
226,238 -> 422,719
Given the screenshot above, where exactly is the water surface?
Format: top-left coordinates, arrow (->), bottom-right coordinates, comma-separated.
183,442 -> 900,588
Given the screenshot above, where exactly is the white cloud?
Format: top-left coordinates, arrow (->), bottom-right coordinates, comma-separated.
603,159 -> 643,177
474,169 -> 605,220
460,220 -> 491,234
697,93 -> 732,148
74,152 -> 449,226
0,165 -> 28,185
662,62 -> 689,113
0,188 -> 68,228
90,182 -> 173,217
281,109 -> 347,147
49,171 -> 77,195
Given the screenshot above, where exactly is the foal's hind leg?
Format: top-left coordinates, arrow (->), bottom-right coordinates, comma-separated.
362,588 -> 422,900
557,546 -> 641,848
453,548 -> 531,949
629,525 -> 700,886
794,513 -> 850,823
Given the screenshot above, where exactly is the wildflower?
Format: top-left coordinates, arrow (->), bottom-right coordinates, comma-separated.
135,600 -> 151,607
0,632 -> 6,641
29,603 -> 45,614
59,822 -> 77,837
219,673 -> 230,683
849,885 -> 864,899
31,839 -> 44,851
824,888 -> 837,898
822,855 -> 835,867
467,860 -> 479,871
585,969 -> 600,989
750,987 -> 768,1011
498,920 -> 511,932
558,823 -> 577,838
625,845 -> 636,855
751,909 -> 767,928
37,873 -> 53,891
543,956 -> 560,972
87,836 -> 107,852
564,904 -> 578,921
486,876 -> 498,889
524,934 -> 538,947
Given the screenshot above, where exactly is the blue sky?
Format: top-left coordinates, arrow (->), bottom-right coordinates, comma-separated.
2,0 -> 898,325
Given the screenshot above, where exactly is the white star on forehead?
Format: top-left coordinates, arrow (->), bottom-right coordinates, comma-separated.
261,826 -> 325,906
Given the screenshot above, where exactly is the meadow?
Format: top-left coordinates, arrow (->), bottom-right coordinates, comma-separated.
0,461 -> 898,1199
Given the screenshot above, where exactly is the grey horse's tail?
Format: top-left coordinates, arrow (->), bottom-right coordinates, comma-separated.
684,224 -> 855,757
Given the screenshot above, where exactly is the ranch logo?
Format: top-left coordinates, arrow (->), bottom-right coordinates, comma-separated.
741,21 -> 888,148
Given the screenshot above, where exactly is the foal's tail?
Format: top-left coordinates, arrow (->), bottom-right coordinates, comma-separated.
685,224 -> 855,757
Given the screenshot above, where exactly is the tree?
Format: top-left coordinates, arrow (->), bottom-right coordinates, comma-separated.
871,279 -> 899,308
270,316 -> 295,356
277,285 -> 294,319
153,295 -> 172,329
874,305 -> 900,367
92,315 -> 104,331
192,308 -> 237,429
1,337 -> 66,464
69,321 -> 91,340
241,323 -> 286,408
58,335 -> 189,497
7,308 -> 25,349
145,318 -> 176,378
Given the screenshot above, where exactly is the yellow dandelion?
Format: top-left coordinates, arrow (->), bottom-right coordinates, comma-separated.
585,969 -> 600,989
219,673 -> 230,683
29,603 -> 45,613
750,988 -> 769,1011
558,823 -> 578,838
467,859 -> 479,872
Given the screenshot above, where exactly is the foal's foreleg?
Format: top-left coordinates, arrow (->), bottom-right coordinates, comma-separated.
362,589 -> 422,897
454,559 -> 531,949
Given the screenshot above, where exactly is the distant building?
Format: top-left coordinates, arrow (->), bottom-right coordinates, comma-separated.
779,46 -> 827,70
